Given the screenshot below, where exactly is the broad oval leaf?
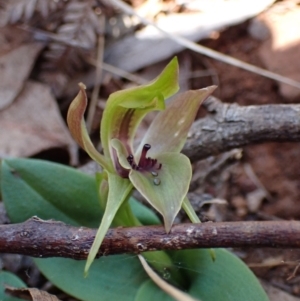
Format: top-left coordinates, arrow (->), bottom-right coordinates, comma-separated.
172,249 -> 269,301
135,279 -> 175,301
135,249 -> 269,301
0,271 -> 26,301
35,256 -> 148,301
1,158 -> 102,227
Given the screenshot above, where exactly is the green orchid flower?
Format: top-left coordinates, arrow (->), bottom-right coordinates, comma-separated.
67,57 -> 216,274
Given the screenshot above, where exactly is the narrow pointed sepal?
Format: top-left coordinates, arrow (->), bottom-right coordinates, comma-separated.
129,153 -> 192,232
67,83 -> 87,149
67,83 -> 111,171
84,174 -> 133,275
136,86 -> 217,158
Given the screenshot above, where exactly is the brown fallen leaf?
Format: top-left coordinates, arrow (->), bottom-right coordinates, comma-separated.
5,286 -> 61,301
105,0 -> 275,72
0,43 -> 44,110
0,80 -> 76,162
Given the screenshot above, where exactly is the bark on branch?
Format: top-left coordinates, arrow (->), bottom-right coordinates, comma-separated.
183,97 -> 300,161
1,217 -> 300,260
2,100 -> 300,259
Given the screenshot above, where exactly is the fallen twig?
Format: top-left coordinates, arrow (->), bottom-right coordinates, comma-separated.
1,217 -> 300,259
184,97 -> 300,161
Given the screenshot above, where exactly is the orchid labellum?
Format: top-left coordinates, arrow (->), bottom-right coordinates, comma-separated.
67,57 -> 216,274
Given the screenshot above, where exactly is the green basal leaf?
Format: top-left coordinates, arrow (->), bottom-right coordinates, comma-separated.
135,280 -> 175,301
136,249 -> 269,301
84,173 -> 133,275
0,271 -> 26,301
35,256 -> 148,301
136,87 -> 216,158
130,153 -> 192,232
67,83 -> 112,172
172,249 -> 269,301
101,57 -> 179,160
141,251 -> 187,289
129,198 -> 160,225
138,255 -> 197,301
1,158 -> 102,227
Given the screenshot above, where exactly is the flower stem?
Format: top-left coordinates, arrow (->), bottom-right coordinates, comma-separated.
182,197 -> 201,223
182,196 -> 216,261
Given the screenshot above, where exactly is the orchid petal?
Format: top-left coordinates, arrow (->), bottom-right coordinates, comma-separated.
111,138 -> 131,170
182,196 -> 201,223
100,58 -> 179,167
136,86 -> 216,158
109,138 -> 132,177
67,83 -> 112,172
96,170 -> 109,210
85,173 -> 133,275
129,153 -> 192,232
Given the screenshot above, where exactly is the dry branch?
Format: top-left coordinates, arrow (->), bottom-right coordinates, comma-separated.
183,97 -> 300,161
2,99 -> 300,259
1,217 -> 300,259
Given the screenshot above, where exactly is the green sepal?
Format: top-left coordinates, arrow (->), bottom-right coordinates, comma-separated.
0,271 -> 27,301
101,57 -> 179,161
136,87 -> 216,158
173,249 -> 269,301
84,173 -> 133,275
67,83 -> 112,172
129,153 -> 192,232
134,279 -> 175,301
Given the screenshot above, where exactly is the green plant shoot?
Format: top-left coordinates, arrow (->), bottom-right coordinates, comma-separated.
67,57 -> 216,274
